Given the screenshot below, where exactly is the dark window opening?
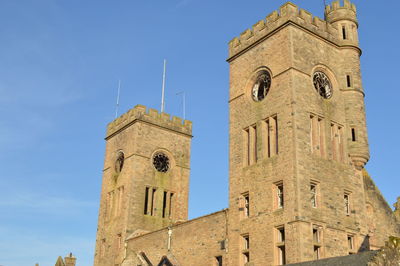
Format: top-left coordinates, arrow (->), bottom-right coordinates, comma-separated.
220,240 -> 226,250
243,252 -> 250,263
351,128 -> 356,142
278,227 -> 285,242
144,187 -> 149,215
278,246 -> 286,265
216,256 -> 223,266
169,193 -> 174,219
139,252 -> 153,266
314,246 -> 321,260
346,75 -> 352,87
162,191 -> 167,218
342,26 -> 347,39
151,188 -> 156,216
243,235 -> 250,249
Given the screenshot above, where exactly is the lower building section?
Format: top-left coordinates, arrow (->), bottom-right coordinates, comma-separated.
122,210 -> 228,266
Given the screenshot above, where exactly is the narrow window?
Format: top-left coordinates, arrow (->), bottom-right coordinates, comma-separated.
265,115 -> 278,158
252,125 -> 258,162
241,192 -> 250,218
331,122 -> 344,162
275,116 -> 279,154
310,182 -> 318,208
276,227 -> 286,265
338,125 -> 344,162
169,192 -> 174,219
243,252 -> 250,264
243,235 -> 250,249
310,115 -> 325,157
344,193 -> 351,215
342,25 -> 347,40
144,187 -> 149,215
348,235 -> 355,254
313,225 -> 322,260
150,188 -> 156,216
346,75 -> 352,87
117,233 -> 122,250
162,191 -> 167,218
242,234 -> 250,264
351,128 -> 356,142
275,183 -> 284,209
244,128 -> 250,166
220,240 -> 226,250
314,246 -> 321,260
215,256 -> 223,266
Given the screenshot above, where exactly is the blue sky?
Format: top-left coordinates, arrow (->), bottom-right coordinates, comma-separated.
0,0 -> 399,265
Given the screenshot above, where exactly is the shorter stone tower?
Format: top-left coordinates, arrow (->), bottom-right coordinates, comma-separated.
94,105 -> 192,266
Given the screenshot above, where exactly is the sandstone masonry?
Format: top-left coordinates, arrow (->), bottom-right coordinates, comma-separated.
94,1 -> 400,265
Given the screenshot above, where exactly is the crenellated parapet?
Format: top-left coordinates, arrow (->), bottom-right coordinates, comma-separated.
106,105 -> 192,139
325,0 -> 357,25
228,1 -> 359,60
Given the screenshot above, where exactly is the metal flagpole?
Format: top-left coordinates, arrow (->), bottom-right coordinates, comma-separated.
161,59 -> 167,113
115,80 -> 121,119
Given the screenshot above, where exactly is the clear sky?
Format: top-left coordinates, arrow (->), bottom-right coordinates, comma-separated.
0,0 -> 399,265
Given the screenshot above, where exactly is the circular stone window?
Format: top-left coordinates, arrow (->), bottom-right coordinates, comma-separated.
313,71 -> 332,99
252,71 -> 271,102
114,151 -> 124,173
153,152 -> 170,173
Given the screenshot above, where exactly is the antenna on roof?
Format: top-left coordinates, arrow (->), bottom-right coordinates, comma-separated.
176,91 -> 186,120
161,59 -> 167,113
115,79 -> 121,119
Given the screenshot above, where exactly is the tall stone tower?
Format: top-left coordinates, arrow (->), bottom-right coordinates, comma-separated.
94,105 -> 192,266
226,0 -> 383,264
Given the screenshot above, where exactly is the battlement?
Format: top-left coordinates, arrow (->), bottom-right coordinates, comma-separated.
228,1 -> 358,60
325,0 -> 357,25
106,105 -> 192,139
325,0 -> 356,15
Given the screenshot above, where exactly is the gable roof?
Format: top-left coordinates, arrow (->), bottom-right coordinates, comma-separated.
286,251 -> 379,266
54,256 -> 65,266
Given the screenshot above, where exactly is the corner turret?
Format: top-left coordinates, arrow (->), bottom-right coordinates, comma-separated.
325,0 -> 359,46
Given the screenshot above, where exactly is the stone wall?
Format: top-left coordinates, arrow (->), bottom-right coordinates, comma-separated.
123,210 -> 228,266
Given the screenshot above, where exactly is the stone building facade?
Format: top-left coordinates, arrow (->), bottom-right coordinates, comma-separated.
94,1 -> 400,265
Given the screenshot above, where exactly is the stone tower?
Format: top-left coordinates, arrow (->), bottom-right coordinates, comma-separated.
226,0 -> 393,264
94,105 -> 192,266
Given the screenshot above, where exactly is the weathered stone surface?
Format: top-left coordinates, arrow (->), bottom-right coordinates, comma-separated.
93,1 -> 400,266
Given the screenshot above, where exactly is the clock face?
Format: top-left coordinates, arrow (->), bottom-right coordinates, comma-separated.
252,72 -> 271,102
313,72 -> 332,99
153,152 -> 170,173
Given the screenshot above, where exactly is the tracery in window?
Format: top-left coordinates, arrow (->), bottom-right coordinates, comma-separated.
252,71 -> 271,102
313,72 -> 332,99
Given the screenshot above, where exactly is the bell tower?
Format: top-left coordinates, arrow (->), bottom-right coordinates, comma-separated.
94,105 -> 192,266
226,1 -> 375,264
